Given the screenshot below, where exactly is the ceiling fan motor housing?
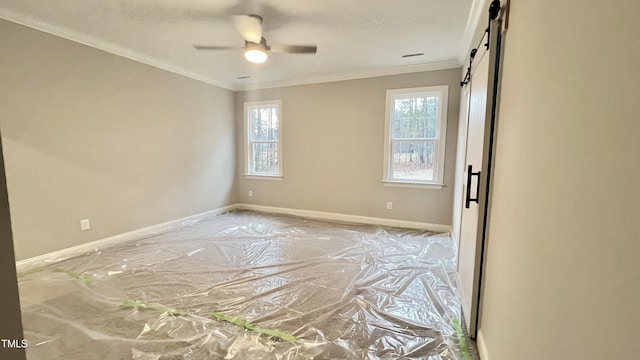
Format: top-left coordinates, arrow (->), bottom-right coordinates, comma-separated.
245,37 -> 268,49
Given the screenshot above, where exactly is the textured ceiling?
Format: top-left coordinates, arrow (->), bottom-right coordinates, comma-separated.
0,0 -> 474,90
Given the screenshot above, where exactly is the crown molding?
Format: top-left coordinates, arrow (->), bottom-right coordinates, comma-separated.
0,9 -> 236,90
234,60 -> 462,91
2,8 -> 462,93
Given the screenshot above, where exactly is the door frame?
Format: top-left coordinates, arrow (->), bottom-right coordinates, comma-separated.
475,17 -> 506,335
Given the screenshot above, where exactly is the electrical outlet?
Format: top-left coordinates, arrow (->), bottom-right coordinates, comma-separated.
386,202 -> 393,210
248,190 -> 253,197
80,218 -> 91,231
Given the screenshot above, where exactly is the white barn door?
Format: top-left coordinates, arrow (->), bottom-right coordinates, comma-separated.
456,18 -> 504,337
458,46 -> 489,337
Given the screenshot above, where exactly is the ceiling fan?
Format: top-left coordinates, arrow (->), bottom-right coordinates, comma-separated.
194,14 -> 317,64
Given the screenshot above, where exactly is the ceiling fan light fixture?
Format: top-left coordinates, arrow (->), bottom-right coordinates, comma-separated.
245,47 -> 267,63
193,15 -> 317,63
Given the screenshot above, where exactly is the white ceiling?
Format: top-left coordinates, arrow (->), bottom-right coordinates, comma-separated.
0,0 -> 476,90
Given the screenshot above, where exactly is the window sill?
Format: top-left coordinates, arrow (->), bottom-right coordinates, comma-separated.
244,175 -> 283,181
381,180 -> 444,190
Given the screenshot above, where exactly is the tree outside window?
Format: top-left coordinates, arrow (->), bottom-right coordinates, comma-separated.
245,101 -> 282,177
384,86 -> 448,187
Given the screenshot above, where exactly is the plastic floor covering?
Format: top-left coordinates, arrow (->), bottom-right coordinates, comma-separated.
18,210 -> 471,359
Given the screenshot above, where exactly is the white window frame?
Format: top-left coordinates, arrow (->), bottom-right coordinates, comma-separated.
244,100 -> 283,179
383,85 -> 448,189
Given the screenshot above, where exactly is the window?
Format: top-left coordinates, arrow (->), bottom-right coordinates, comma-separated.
245,100 -> 282,178
383,86 -> 448,188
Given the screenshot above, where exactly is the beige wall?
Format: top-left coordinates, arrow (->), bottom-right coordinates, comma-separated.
478,1 -> 640,359
235,69 -> 461,226
0,20 -> 237,260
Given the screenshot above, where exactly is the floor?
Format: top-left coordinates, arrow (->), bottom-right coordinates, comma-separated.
18,210 -> 478,359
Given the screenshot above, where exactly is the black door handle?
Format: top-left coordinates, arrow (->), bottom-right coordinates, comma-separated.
465,164 -> 481,209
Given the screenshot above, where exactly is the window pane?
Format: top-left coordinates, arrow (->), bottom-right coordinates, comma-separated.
425,96 -> 438,138
252,143 -> 279,175
392,95 -> 439,139
391,141 -> 435,181
251,106 -> 279,141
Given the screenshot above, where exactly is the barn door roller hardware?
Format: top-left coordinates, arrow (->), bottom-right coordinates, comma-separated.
486,0 -> 502,49
460,0 -> 502,87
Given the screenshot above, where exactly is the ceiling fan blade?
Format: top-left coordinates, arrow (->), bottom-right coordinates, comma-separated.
232,15 -> 262,43
269,45 -> 318,54
193,45 -> 241,50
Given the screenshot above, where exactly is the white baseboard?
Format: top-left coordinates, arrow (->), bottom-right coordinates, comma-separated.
477,328 -> 490,360
17,203 -> 450,272
236,203 -> 451,233
16,204 -> 238,272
